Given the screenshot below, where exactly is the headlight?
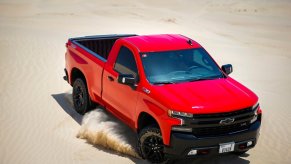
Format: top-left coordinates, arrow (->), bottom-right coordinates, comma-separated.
250,114 -> 258,124
252,102 -> 259,110
169,111 -> 193,132
168,110 -> 193,118
250,102 -> 260,123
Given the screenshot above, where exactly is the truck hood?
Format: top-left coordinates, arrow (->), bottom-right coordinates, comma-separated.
151,77 -> 258,114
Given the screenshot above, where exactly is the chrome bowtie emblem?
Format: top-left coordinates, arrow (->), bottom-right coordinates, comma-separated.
220,118 -> 235,125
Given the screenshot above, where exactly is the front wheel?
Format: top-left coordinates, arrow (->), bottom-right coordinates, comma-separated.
72,78 -> 90,115
138,126 -> 166,163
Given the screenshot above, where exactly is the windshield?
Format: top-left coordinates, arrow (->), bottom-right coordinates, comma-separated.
140,48 -> 224,84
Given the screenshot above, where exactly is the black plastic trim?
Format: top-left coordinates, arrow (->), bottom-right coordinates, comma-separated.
63,68 -> 68,83
69,34 -> 137,42
69,34 -> 137,62
164,120 -> 261,159
71,40 -> 108,62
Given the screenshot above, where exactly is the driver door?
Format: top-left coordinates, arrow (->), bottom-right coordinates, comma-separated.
102,46 -> 139,128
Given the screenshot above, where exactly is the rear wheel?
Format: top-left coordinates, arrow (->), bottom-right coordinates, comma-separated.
72,78 -> 90,115
138,126 -> 166,163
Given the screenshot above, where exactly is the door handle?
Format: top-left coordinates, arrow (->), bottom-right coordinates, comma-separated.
107,76 -> 114,81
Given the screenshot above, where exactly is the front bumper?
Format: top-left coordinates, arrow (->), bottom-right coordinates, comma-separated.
164,120 -> 261,159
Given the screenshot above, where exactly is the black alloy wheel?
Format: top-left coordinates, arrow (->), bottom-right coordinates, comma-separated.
139,126 -> 166,163
72,78 -> 90,114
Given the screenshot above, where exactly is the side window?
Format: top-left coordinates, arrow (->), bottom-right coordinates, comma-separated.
114,46 -> 138,78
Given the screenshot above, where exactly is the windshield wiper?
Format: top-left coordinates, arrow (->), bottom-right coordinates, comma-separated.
152,81 -> 175,85
188,75 -> 223,82
188,78 -> 211,82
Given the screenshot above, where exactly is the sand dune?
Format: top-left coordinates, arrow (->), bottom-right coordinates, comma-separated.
0,0 -> 291,163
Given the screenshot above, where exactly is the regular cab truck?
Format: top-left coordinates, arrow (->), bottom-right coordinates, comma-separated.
63,34 -> 262,163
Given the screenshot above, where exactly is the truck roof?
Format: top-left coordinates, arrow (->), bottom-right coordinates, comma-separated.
122,34 -> 201,53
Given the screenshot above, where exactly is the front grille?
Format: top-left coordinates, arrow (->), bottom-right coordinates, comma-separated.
192,122 -> 250,137
193,107 -> 253,119
190,107 -> 256,137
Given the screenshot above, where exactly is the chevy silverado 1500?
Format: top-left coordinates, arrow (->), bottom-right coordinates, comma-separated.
64,34 -> 262,163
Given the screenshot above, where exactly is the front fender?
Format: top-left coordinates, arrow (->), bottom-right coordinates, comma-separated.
136,98 -> 181,145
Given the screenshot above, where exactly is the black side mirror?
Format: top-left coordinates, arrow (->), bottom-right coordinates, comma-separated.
117,74 -> 136,86
221,64 -> 233,75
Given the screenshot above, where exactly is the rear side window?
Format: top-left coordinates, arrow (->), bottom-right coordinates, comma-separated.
114,46 -> 138,78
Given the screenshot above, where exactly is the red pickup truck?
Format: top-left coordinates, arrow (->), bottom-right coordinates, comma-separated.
64,34 -> 262,163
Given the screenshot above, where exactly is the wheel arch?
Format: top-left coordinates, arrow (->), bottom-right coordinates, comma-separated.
70,67 -> 87,86
137,112 -> 161,133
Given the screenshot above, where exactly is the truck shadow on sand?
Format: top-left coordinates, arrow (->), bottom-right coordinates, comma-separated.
52,93 -> 148,164
52,93 -> 250,164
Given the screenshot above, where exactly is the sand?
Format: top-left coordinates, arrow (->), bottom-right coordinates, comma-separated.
0,0 -> 291,163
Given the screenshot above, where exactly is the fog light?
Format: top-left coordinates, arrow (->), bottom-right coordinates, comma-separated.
239,144 -> 246,149
188,149 -> 197,155
247,141 -> 253,147
198,149 -> 209,155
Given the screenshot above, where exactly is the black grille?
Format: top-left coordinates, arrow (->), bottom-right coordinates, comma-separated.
192,122 -> 250,137
193,107 -> 253,119
190,107 -> 256,137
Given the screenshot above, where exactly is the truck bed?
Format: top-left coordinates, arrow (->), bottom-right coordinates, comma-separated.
70,34 -> 136,61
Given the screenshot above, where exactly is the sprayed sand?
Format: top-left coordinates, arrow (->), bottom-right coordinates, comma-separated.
76,109 -> 140,158
1,0 -> 291,163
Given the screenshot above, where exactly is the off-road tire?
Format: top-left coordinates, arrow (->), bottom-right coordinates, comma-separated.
72,78 -> 90,115
138,126 -> 166,163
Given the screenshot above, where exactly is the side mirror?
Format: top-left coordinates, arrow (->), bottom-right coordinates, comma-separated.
221,64 -> 233,75
117,74 -> 136,86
